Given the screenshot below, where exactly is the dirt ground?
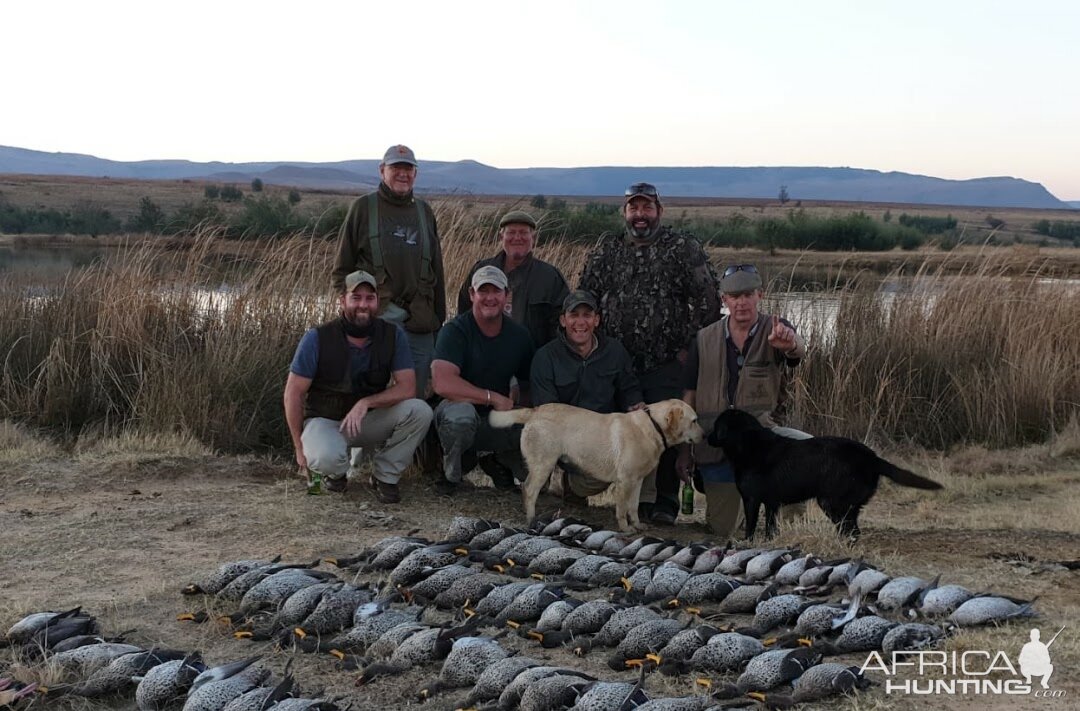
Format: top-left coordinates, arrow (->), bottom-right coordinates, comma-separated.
1,432 -> 1078,710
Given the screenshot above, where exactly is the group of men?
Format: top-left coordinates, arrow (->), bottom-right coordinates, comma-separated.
284,145 -> 807,536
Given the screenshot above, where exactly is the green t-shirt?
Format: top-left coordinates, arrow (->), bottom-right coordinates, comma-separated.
434,311 -> 534,396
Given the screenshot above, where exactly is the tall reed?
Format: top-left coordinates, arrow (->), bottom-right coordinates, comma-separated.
1,215 -> 1076,452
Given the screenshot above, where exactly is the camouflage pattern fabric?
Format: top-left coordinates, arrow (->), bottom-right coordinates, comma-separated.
578,227 -> 723,373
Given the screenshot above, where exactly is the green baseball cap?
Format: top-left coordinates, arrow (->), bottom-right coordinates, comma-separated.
562,289 -> 599,313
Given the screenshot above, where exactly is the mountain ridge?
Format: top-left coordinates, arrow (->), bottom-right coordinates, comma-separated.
0,145 -> 1067,209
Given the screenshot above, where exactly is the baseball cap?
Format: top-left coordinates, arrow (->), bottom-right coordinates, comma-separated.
624,182 -> 661,205
344,270 -> 378,292
562,289 -> 598,313
499,210 -> 537,229
720,265 -> 763,293
382,144 -> 418,167
471,265 -> 509,291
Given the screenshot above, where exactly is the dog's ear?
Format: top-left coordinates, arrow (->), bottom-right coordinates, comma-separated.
665,406 -> 682,434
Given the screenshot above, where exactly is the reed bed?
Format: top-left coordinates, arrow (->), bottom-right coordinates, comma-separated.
1,212 -> 1077,453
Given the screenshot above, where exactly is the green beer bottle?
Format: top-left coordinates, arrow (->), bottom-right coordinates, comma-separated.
681,482 -> 694,515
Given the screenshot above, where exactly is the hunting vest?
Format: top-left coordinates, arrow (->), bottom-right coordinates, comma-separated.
694,313 -> 788,465
304,317 -> 397,421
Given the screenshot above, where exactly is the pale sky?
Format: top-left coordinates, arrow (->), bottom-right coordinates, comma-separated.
4,1 -> 1079,198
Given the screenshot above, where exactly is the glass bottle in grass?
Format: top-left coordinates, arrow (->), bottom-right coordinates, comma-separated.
681,482 -> 694,515
306,468 -> 324,495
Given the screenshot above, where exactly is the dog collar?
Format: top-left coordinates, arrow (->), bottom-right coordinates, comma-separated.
643,407 -> 670,450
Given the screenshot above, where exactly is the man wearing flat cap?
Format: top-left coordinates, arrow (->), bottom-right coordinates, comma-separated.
457,210 -> 570,349
680,263 -> 810,537
432,265 -> 535,495
579,182 -> 723,525
531,289 -> 645,501
333,144 -> 446,398
284,270 -> 434,503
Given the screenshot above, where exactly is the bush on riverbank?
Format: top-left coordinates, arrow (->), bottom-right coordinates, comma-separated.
2,218 -> 1077,452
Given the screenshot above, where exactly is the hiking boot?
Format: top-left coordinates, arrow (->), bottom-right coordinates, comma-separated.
325,476 -> 348,494
651,499 -> 679,527
368,476 -> 401,504
637,501 -> 654,524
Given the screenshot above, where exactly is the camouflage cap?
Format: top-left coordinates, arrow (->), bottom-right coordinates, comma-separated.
562,289 -> 598,313
471,265 -> 509,291
499,210 -> 537,229
345,270 -> 378,293
382,144 -> 418,166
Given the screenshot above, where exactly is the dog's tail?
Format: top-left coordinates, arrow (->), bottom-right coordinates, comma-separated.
882,464 -> 943,490
488,408 -> 534,428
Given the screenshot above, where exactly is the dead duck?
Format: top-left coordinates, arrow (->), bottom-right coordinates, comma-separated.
460,656 -> 542,707
323,530 -> 425,570
135,652 -> 205,710
517,671 -> 596,711
495,583 -> 566,628
591,606 -> 664,649
744,549 -> 801,583
357,618 -> 482,685
846,563 -> 891,598
215,561 -> 322,604
712,646 -> 823,697
408,564 -> 478,602
687,632 -> 766,673
528,600 -> 619,648
3,606 -> 85,647
569,677 -> 649,711
416,634 -> 509,699
818,614 -> 898,654
948,596 -> 1037,627
50,642 -> 144,677
588,561 -> 636,588
642,563 -> 694,603
753,662 -> 871,707
792,594 -> 861,638
918,583 -> 974,617
357,538 -> 428,572
446,516 -> 500,543
669,573 -> 740,607
752,594 -> 814,633
230,569 -> 338,623
881,622 -> 948,655
531,598 -> 584,634
876,574 -> 939,611
654,624 -> 723,663
773,555 -> 821,587
294,583 -> 371,636
467,526 -> 522,552
432,573 -> 504,610
389,543 -> 467,587
528,546 -> 590,575
182,558 -> 281,596
51,648 -> 188,698
17,611 -> 98,656
607,617 -> 687,669
471,581 -> 534,618
716,582 -> 776,614
716,548 -> 767,576
183,656 -> 269,711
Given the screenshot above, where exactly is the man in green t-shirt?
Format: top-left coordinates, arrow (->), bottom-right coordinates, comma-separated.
431,265 -> 535,495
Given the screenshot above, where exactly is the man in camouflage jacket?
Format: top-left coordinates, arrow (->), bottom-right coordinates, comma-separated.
578,182 -> 723,524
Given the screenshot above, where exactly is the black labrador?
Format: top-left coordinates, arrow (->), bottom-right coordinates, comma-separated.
707,409 -> 942,540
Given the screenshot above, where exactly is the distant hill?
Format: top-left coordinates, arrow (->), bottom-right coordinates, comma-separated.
0,145 -> 1067,209
1067,201 -> 1080,209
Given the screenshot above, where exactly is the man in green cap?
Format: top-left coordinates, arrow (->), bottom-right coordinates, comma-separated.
457,210 -> 569,349
284,270 -> 434,503
679,263 -> 810,537
333,144 -> 446,398
531,289 -> 645,501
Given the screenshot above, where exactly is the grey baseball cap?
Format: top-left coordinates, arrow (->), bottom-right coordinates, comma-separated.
562,289 -> 598,313
471,265 -> 509,291
345,270 -> 378,292
382,144 -> 418,166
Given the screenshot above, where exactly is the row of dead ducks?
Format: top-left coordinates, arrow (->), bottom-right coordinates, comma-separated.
0,608 -> 346,709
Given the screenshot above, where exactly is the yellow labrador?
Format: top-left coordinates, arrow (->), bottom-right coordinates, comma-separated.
489,399 -> 703,532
